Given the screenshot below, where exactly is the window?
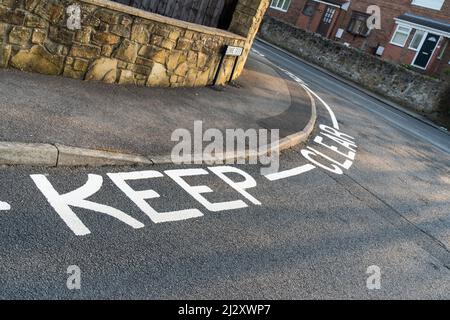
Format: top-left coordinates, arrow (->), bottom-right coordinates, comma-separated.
322,7 -> 336,24
390,25 -> 411,47
411,0 -> 444,11
270,0 -> 291,12
347,12 -> 370,36
409,30 -> 426,50
303,0 -> 317,16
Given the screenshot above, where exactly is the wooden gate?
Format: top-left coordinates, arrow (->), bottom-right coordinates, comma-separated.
112,0 -> 238,29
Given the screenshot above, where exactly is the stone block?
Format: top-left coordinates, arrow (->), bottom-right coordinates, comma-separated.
138,45 -> 168,64
115,39 -> 138,63
174,61 -> 188,77
160,39 -> 176,50
85,57 -> 118,83
24,14 -> 49,28
92,31 -> 120,45
131,24 -> 149,44
10,45 -> 64,75
0,8 -> 25,25
63,65 -> 85,79
75,27 -> 93,44
110,24 -> 130,38
9,26 -> 32,45
94,9 -> 120,25
31,28 -> 47,44
118,69 -> 135,84
147,62 -> 170,87
70,44 -> 101,59
176,37 -> 192,50
166,51 -> 182,70
0,43 -> 11,67
73,58 -> 89,72
135,56 -> 153,67
48,26 -> 74,45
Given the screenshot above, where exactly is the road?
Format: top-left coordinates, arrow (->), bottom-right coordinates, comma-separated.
0,40 -> 449,299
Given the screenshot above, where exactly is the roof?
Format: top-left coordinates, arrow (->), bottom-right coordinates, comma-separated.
324,0 -> 348,5
396,13 -> 450,37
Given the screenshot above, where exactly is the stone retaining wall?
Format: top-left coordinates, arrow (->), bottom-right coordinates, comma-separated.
0,0 -> 267,87
259,16 -> 449,114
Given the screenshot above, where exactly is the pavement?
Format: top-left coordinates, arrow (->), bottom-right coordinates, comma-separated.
0,42 -> 449,299
0,53 -> 314,166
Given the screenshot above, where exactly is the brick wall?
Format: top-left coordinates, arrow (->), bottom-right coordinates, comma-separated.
266,0 -> 307,26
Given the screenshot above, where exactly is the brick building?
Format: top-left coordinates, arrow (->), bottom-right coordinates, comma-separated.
266,0 -> 450,76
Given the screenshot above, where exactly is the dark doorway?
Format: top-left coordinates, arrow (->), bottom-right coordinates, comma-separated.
413,32 -> 440,69
317,6 -> 336,37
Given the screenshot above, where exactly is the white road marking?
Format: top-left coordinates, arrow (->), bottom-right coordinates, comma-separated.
265,164 -> 316,181
256,51 -> 348,181
302,86 -> 340,130
275,65 -> 340,130
107,171 -> 203,223
209,166 -> 261,205
31,174 -> 145,236
251,48 -> 265,57
0,201 -> 11,211
165,169 -> 248,212
252,44 -> 340,129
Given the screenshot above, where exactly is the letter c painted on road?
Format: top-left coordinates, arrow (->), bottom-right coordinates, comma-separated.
301,149 -> 344,175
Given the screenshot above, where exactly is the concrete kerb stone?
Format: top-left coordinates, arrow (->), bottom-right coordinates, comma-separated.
55,144 -> 153,167
0,142 -> 58,166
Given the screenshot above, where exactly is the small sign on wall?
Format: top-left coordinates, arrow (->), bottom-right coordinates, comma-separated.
225,46 -> 244,56
376,46 -> 385,56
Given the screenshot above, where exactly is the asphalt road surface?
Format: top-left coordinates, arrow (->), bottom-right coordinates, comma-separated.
0,41 -> 449,299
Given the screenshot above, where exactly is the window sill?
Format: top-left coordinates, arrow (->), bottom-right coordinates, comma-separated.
269,7 -> 289,13
389,41 -> 407,48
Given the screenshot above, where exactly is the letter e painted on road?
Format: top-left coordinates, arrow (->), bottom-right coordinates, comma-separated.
107,171 -> 203,223
165,169 -> 247,212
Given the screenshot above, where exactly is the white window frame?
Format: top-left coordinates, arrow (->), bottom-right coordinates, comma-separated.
408,29 -> 426,51
270,0 -> 291,12
411,0 -> 444,11
390,25 -> 412,47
